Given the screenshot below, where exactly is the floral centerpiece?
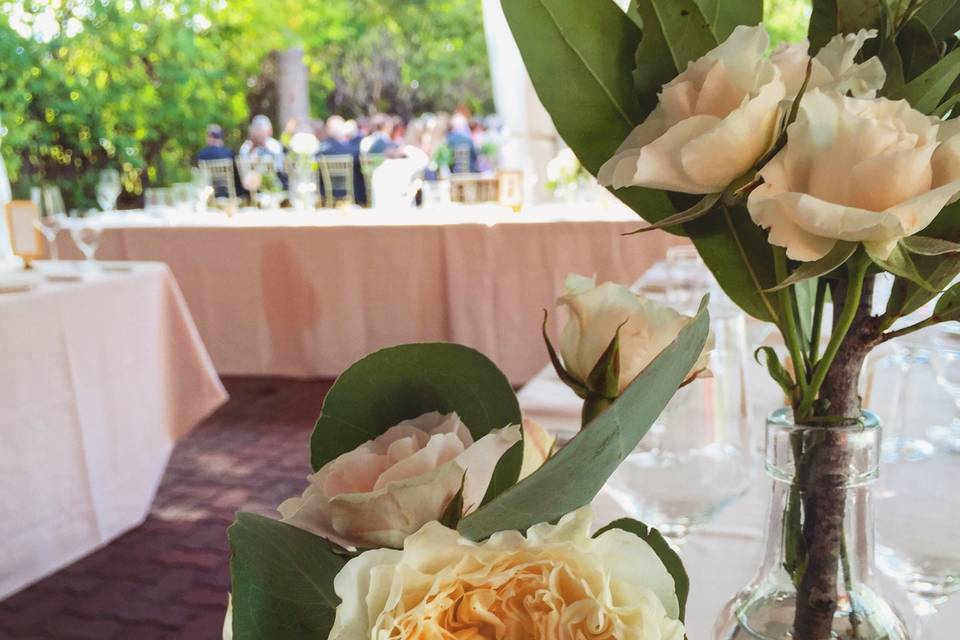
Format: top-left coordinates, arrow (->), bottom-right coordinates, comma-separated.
545,147 -> 591,200
225,288 -> 711,639
501,1 -> 960,638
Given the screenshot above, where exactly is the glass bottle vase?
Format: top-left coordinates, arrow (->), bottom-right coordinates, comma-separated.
714,408 -> 908,639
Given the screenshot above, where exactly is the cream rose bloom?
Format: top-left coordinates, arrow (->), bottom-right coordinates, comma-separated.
559,274 -> 709,394
598,25 -> 785,194
771,29 -> 886,99
278,412 -> 547,549
748,90 -> 960,261
329,507 -> 685,640
289,131 -> 321,156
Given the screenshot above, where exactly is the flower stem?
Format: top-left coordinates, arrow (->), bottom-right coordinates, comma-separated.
795,253 -> 870,422
774,248 -> 810,396
809,279 -> 827,364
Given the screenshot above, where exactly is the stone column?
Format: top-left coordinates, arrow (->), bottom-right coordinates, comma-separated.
277,47 -> 311,132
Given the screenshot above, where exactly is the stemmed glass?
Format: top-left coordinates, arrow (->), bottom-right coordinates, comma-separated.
68,211 -> 103,270
876,448 -> 960,637
603,300 -> 753,546
926,324 -> 960,452
35,185 -> 67,260
96,169 -> 122,212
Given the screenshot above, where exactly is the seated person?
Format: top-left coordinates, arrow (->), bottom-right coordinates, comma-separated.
239,114 -> 287,188
446,113 -> 480,173
360,114 -> 398,155
319,116 -> 366,206
196,124 -> 239,198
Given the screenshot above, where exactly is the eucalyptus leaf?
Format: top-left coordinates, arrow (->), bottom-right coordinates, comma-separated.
934,281 -> 960,322
623,192 -> 720,235
310,343 -> 523,510
595,518 -> 690,622
766,242 -> 857,292
693,0 -> 762,41
887,45 -> 960,114
902,235 -> 960,255
228,513 -> 346,639
871,243 -> 938,292
458,298 -> 710,541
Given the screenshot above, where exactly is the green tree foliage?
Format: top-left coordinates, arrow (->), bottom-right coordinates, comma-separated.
0,0 -> 492,208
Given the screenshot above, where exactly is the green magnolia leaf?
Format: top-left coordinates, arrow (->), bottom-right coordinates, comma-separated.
310,343 -> 521,470
809,0 -> 883,53
632,0 -> 680,114
626,0 -> 642,27
688,204 -> 778,322
871,243 -> 938,292
623,192 -> 720,235
916,0 -> 960,41
501,0 -> 677,222
228,513 -> 347,639
897,18 -> 941,82
457,298 -> 710,541
594,518 -> 690,622
693,0 -> 762,41
766,242 -> 857,292
934,281 -> 960,321
902,235 -> 960,255
755,346 -> 795,398
636,0 -> 717,80
886,254 -> 960,317
887,46 -> 960,113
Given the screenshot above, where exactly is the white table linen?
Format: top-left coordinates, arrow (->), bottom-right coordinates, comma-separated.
518,361 -> 960,639
0,262 -> 227,599
55,203 -> 685,383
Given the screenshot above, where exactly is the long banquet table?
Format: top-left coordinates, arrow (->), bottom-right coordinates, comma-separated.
55,203 -> 685,384
0,262 -> 227,599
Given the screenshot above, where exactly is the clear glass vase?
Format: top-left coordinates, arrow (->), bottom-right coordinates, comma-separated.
714,408 -> 909,639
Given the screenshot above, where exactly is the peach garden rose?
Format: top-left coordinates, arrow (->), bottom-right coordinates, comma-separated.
329,507 -> 685,640
278,411 -> 550,549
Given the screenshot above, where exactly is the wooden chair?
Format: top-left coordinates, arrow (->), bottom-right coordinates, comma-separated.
198,158 -> 237,201
318,155 -> 356,207
359,154 -> 386,207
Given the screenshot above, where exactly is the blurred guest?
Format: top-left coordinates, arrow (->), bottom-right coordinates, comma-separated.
360,114 -> 397,155
446,112 -> 479,173
239,114 -> 285,173
320,115 -> 366,205
196,124 -> 234,162
312,119 -> 328,147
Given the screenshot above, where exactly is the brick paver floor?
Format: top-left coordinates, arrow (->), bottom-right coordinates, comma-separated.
0,377 -> 332,640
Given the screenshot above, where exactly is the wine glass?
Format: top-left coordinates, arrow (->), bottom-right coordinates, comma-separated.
665,245 -> 711,315
35,185 -> 67,261
96,169 -> 122,212
876,449 -> 960,636
926,324 -> 960,453
603,302 -> 753,546
68,211 -> 103,270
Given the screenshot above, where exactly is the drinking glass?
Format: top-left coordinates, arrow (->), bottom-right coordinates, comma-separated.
666,245 -> 711,315
96,169 -> 122,212
604,302 -> 753,546
876,449 -> 960,637
927,324 -> 960,453
35,185 -> 67,260
68,211 -> 103,269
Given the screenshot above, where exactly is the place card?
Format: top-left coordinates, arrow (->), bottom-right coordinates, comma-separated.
4,201 -> 43,268
497,170 -> 524,212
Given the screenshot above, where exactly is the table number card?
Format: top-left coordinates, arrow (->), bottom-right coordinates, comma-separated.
497,170 -> 524,212
4,201 -> 43,267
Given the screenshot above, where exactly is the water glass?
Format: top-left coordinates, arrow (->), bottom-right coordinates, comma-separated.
96,169 -> 122,212
666,245 -> 711,315
68,211 -> 104,269
604,303 -> 753,545
927,324 -> 960,453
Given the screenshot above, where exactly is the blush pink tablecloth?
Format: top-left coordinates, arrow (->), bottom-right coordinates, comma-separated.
56,205 -> 685,383
0,262 -> 227,599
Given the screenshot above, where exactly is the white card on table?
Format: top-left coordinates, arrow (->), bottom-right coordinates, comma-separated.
4,200 -> 43,261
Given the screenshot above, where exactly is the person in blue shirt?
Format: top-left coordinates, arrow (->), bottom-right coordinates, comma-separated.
318,116 -> 367,206
446,113 -> 480,173
196,124 -> 234,162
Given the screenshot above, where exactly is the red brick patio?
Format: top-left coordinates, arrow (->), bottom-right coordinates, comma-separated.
0,378 -> 332,640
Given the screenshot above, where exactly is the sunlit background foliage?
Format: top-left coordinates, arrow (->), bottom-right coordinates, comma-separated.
0,0 -> 809,207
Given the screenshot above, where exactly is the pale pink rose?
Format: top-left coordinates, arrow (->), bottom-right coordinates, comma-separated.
241,171 -> 262,192
277,411 -> 523,549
